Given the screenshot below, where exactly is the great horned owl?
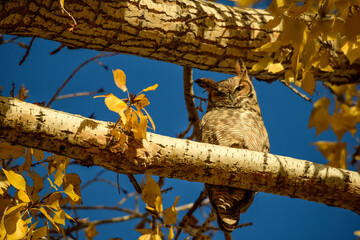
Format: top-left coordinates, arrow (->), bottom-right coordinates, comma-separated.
195,59 -> 269,238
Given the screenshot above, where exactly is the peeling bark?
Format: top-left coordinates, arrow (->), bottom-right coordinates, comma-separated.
1,96 -> 359,214
0,0 -> 359,84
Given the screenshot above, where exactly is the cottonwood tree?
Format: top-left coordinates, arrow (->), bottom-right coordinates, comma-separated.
0,0 -> 360,239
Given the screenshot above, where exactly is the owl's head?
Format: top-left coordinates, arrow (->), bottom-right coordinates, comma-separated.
195,59 -> 258,110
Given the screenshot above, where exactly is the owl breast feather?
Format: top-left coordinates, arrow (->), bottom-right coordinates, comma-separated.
199,108 -> 269,152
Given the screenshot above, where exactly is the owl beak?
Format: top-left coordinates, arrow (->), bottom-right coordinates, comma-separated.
229,94 -> 234,102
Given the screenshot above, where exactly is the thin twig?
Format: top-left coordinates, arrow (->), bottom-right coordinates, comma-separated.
55,88 -> 105,100
182,66 -> 201,140
62,205 -> 137,214
117,192 -> 137,206
50,44 -> 65,55
194,211 -> 217,238
280,79 -> 312,103
63,213 -> 146,234
1,36 -> 27,48
175,191 -> 207,240
46,53 -> 117,107
127,174 -> 142,194
178,122 -> 192,139
19,37 -> 35,66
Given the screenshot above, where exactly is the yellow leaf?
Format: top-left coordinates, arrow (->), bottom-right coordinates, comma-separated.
313,142 -> 347,169
136,228 -> 153,235
143,84 -> 158,92
267,62 -> 284,73
32,226 -> 48,240
312,53 -> 334,72
266,0 -> 288,16
168,226 -> 174,240
236,0 -> 258,7
308,97 -> 331,135
85,224 -> 99,240
301,71 -> 315,95
155,196 -> 163,213
341,40 -> 360,65
0,142 -> 25,159
142,108 -> 156,131
20,149 -> 32,173
250,57 -> 273,72
64,212 -> 75,222
140,115 -> 148,140
153,233 -> 162,240
329,104 -> 359,141
105,94 -> 128,112
2,169 -> 27,192
44,192 -> 62,207
64,184 -> 81,202
47,178 -> 58,191
131,114 -> 142,141
4,203 -> 27,217
113,69 -> 127,92
164,196 -> 179,226
262,16 -> 281,29
287,3 -> 308,18
18,190 -> 31,203
284,70 -> 294,85
32,171 -> 44,193
54,169 -> 64,187
134,94 -> 150,109
0,176 -> 10,195
5,215 -> 28,240
282,16 -> 307,47
53,209 -> 65,226
343,11 -> 360,41
48,199 -> 61,211
254,42 -> 282,53
141,175 -> 162,211
172,196 -> 180,207
31,148 -> 45,161
163,205 -> 177,226
39,208 -> 59,232
64,173 -> 82,205
354,230 -> 360,237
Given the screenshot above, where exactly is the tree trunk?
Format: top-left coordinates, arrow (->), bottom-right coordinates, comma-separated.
0,0 -> 359,84
1,96 -> 359,214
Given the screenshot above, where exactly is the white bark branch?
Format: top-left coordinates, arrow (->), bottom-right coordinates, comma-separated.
0,0 -> 359,84
1,96 -> 359,214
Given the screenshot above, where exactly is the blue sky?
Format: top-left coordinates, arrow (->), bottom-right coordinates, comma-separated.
0,3 -> 359,239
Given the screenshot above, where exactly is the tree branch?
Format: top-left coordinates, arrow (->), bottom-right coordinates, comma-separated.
181,66 -> 200,140
1,96 -> 360,214
0,0 -> 359,84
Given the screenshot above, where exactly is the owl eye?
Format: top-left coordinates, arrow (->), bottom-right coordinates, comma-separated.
214,91 -> 226,97
235,85 -> 244,91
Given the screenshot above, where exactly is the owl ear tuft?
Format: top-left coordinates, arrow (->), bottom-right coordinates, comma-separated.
195,78 -> 216,91
235,58 -> 248,77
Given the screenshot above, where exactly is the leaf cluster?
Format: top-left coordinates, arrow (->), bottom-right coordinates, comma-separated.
309,84 -> 360,169
0,142 -> 82,240
95,69 -> 158,143
251,0 -> 360,95
137,175 -> 180,240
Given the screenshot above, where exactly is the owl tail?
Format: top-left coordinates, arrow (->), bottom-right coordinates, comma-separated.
205,184 -> 255,233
